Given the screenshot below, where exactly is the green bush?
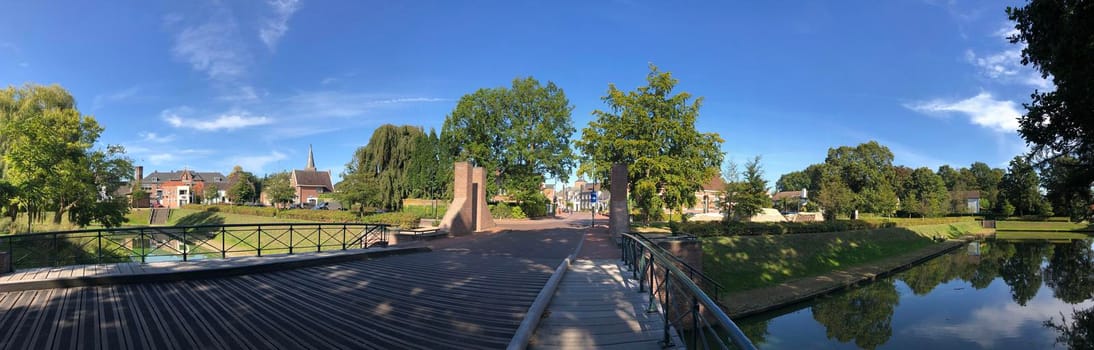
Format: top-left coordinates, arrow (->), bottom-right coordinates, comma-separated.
673,219 -> 904,237
359,212 -> 423,229
490,203 -> 512,219
510,206 -> 527,219
517,193 -> 550,218
182,204 -> 358,223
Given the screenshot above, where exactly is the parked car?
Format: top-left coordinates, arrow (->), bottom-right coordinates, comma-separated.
312,202 -> 329,210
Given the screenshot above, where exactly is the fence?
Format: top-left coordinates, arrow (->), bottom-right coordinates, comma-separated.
1,223 -> 389,269
621,232 -> 756,350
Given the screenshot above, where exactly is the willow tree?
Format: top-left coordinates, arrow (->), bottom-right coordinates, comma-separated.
341,124 -> 424,211
576,64 -> 724,222
441,77 -> 575,200
1,84 -> 133,227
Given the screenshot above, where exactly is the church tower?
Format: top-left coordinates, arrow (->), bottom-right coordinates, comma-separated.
306,144 -> 316,171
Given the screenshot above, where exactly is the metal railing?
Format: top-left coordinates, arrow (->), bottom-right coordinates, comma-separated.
621,232 -> 756,350
1,223 -> 389,269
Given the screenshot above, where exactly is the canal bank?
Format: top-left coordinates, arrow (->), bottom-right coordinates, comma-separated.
722,234 -> 985,319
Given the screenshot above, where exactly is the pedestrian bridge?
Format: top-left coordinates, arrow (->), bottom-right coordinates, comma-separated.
0,221 -> 754,349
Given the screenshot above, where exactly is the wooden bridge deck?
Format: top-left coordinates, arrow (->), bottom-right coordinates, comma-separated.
0,225 -> 592,350
530,259 -> 683,350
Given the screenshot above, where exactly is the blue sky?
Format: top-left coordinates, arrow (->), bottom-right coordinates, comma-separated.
0,1 -> 1046,186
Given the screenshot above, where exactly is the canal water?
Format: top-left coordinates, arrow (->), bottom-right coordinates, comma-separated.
736,235 -> 1094,349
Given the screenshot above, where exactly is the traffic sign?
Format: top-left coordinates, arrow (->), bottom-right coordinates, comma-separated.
590,191 -> 598,203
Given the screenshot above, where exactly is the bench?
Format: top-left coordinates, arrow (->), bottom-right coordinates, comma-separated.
394,227 -> 447,241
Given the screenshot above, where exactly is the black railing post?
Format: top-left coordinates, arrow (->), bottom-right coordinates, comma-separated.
289,224 -> 294,255
257,225 -> 263,257
342,224 -> 347,250
662,270 -> 672,347
140,228 -> 146,263
97,230 -> 103,264
181,228 -> 188,261
221,227 -> 227,259
316,225 -> 322,253
692,296 -> 700,347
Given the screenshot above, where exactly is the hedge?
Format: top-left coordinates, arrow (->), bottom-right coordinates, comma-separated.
676,220 -> 903,237
182,204 -> 399,225
358,212 -> 424,229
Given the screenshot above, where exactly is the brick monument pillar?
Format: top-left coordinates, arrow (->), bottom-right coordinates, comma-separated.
439,162 -> 495,235
609,163 -> 630,243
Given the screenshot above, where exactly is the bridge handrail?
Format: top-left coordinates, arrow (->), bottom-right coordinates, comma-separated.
1,222 -> 390,269
621,232 -> 756,350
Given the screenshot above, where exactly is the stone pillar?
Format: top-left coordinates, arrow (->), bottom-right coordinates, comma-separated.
439,162 -> 474,235
609,163 -> 630,243
472,167 -> 495,231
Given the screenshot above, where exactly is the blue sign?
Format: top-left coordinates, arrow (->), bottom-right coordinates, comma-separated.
590,191 -> 598,203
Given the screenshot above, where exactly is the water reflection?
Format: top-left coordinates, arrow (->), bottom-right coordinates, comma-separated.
737,237 -> 1094,349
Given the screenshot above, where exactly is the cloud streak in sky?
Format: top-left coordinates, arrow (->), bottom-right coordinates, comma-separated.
905,92 -> 1021,133
259,0 -> 302,50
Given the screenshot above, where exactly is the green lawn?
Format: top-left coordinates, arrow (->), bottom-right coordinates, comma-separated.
994,231 -> 1092,240
702,222 -> 982,294
166,208 -> 315,226
995,220 -> 1093,232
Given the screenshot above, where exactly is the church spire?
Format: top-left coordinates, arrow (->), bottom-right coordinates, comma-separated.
306,144 -> 316,170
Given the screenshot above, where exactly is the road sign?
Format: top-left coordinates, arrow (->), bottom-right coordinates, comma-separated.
590,191 -> 598,203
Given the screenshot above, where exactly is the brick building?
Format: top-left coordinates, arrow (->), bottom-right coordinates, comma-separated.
290,145 -> 334,207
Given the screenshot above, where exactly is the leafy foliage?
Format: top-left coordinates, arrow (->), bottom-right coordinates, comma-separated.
0,84 -> 133,228
340,125 -> 424,212
576,64 -> 723,222
722,157 -> 768,221
999,156 -> 1051,216
263,171 -> 296,208
406,129 -> 453,201
442,77 -> 575,200
1007,1 -> 1094,211
227,165 -> 258,204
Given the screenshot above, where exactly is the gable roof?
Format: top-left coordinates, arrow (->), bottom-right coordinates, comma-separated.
701,174 -> 726,192
292,169 -> 334,191
143,170 -> 229,184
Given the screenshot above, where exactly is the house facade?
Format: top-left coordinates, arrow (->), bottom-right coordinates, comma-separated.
140,168 -> 229,208
689,174 -> 726,213
290,145 -> 334,207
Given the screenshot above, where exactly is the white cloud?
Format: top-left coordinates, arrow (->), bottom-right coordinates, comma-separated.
166,10 -> 250,81
162,110 -> 272,131
259,0 -> 301,50
138,131 -> 177,143
965,23 -> 1054,90
904,92 -> 1022,133
903,294 -> 1093,348
228,151 -> 287,174
285,91 -> 451,118
218,85 -> 261,102
148,153 -> 176,165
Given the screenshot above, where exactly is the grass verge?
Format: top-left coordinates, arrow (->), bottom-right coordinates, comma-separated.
703,222 -> 982,293
996,220 -> 1093,232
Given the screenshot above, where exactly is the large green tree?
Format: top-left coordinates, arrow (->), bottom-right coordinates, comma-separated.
903,167 -> 950,217
1007,1 -> 1094,219
821,141 -> 898,214
999,156 -> 1050,216
340,125 -> 423,211
576,64 -> 724,222
1041,156 -> 1094,220
1,84 -> 133,227
407,129 -> 453,202
263,171 -> 295,209
442,77 -> 575,200
723,156 -> 769,221
226,165 -> 257,205
775,170 -> 812,193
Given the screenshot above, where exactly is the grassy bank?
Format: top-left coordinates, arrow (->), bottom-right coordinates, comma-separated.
996,220 -> 1092,232
703,222 -> 983,294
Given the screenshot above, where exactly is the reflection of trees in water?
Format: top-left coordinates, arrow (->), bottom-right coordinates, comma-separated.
1000,242 -> 1052,306
1045,305 -> 1094,350
811,281 -> 899,350
737,318 -> 770,346
1044,239 -> 1094,303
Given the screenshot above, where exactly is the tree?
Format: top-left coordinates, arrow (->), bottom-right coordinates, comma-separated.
1007,2 -> 1094,203
203,185 -> 219,204
969,162 -> 1005,205
723,157 -> 769,221
263,172 -> 295,209
407,129 -> 453,217
226,166 -> 257,204
1,84 -> 133,227
1041,156 -> 1094,221
999,156 -> 1049,216
821,141 -> 897,214
904,167 -> 949,217
775,170 -> 811,192
577,64 -> 724,222
442,77 -> 575,200
814,164 -> 855,220
341,125 -> 423,211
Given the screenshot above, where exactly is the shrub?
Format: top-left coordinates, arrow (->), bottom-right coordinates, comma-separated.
490,203 -> 512,219
510,206 -> 528,219
359,212 -> 423,229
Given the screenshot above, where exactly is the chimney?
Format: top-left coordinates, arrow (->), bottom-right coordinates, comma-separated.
135,166 -> 144,183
